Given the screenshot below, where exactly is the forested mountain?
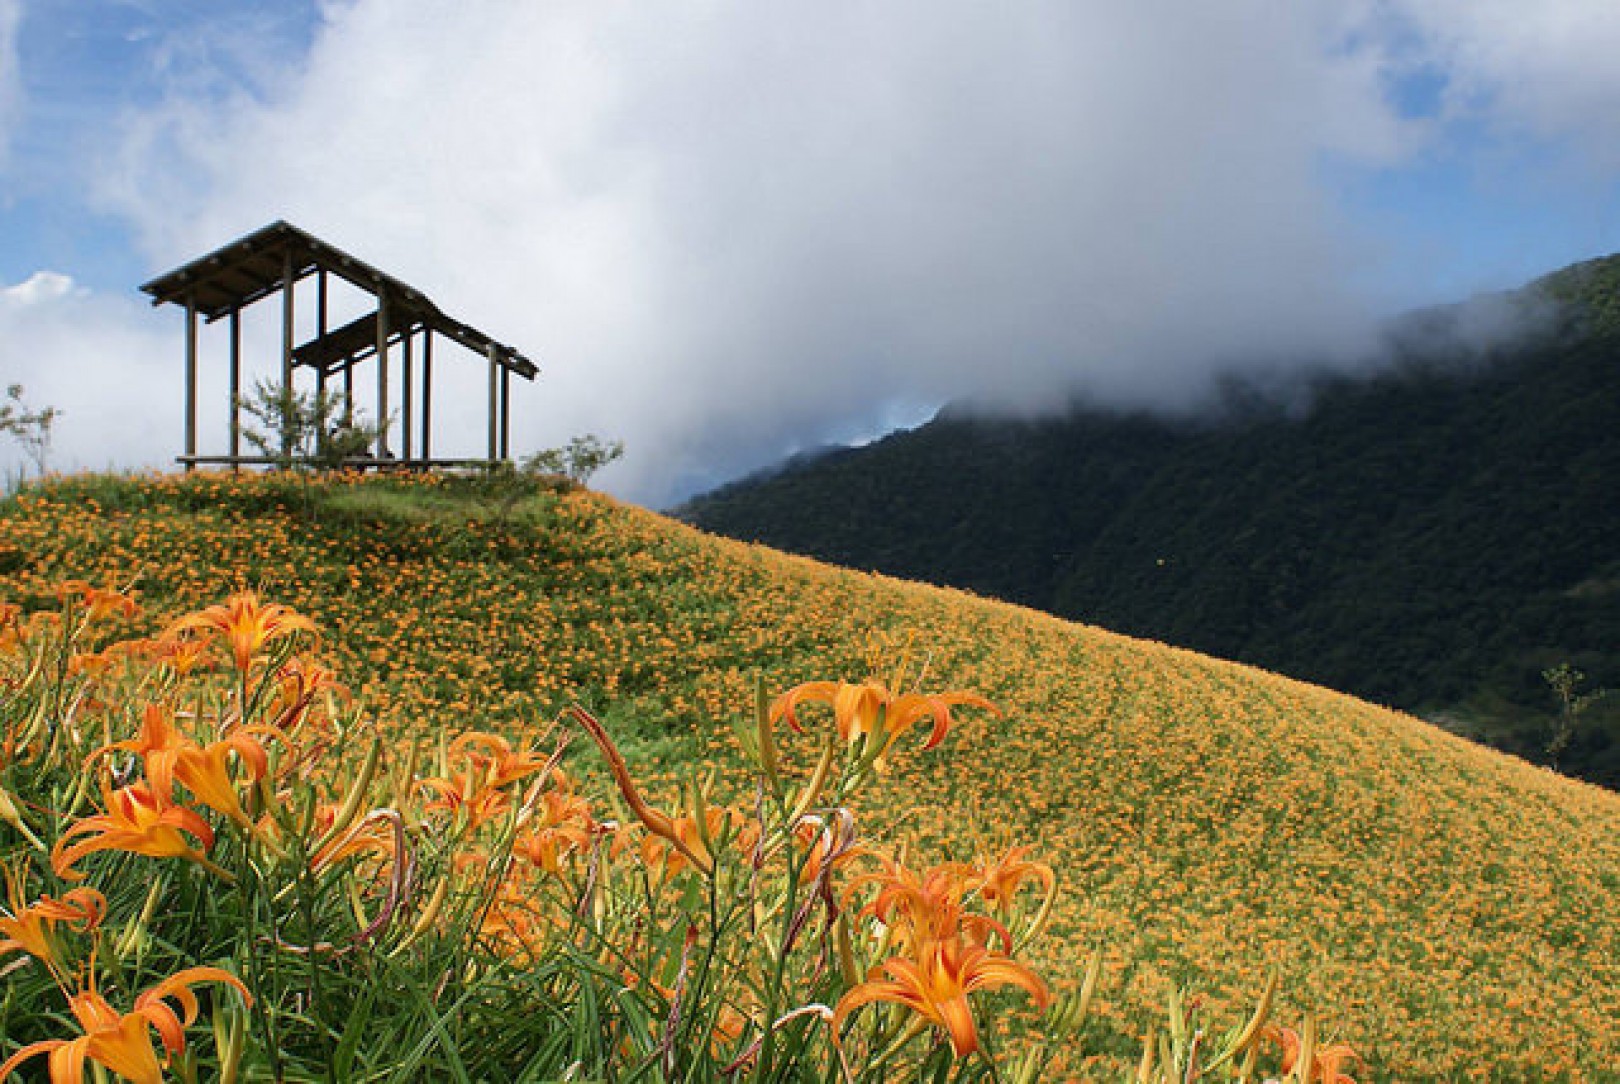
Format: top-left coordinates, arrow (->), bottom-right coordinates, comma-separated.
681,256 -> 1620,786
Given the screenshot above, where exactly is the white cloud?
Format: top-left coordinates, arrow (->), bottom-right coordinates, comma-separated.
1392,0 -> 1620,163
0,271 -> 177,480
1,269 -> 71,305
75,1 -> 1620,504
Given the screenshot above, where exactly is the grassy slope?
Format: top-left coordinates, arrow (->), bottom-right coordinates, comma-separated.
3,472 -> 1618,1082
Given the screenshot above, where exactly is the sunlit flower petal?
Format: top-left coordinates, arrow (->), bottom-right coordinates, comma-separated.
52,781 -> 216,881
168,591 -> 316,673
833,936 -> 1049,1058
0,967 -> 250,1084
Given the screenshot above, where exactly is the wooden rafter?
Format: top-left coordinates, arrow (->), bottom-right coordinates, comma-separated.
141,220 -> 540,472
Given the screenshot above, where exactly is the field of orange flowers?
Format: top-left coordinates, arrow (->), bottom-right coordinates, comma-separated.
2,471 -> 1618,1081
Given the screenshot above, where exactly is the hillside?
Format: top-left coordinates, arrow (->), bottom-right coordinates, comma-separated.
2,472 -> 1617,1080
680,255 -> 1620,787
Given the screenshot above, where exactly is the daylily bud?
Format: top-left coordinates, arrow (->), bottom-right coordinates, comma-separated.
754,673 -> 782,794
687,772 -> 714,857
1296,1014 -> 1317,1084
1070,948 -> 1103,1034
212,1000 -> 246,1084
1169,986 -> 1188,1048
1207,971 -> 1279,1073
834,913 -> 859,988
348,878 -> 369,928
391,874 -> 452,957
1135,1026 -> 1156,1084
313,735 -> 381,856
570,706 -> 711,875
393,737 -> 422,811
114,877 -> 166,960
0,786 -> 44,851
789,734 -> 838,826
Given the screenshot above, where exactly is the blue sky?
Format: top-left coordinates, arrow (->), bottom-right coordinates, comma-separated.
1,2 -> 321,288
4,1 -> 1620,502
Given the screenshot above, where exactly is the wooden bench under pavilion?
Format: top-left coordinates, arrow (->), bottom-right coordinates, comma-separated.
140,220 -> 538,470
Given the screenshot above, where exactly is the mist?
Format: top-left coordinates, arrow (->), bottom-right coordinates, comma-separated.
7,2 -> 1620,502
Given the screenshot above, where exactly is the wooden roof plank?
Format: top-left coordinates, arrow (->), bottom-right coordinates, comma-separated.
140,220 -> 538,378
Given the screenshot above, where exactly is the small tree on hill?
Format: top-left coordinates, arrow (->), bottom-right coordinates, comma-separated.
521,434 -> 624,487
237,379 -> 384,521
1542,663 -> 1608,770
238,378 -> 380,473
0,383 -> 61,479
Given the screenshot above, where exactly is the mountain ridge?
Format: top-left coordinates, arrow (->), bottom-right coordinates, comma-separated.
680,254 -> 1620,785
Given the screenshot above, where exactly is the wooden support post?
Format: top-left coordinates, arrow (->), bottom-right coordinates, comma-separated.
422,333 -> 433,464
315,269 -> 329,399
402,328 -> 414,463
376,294 -> 390,459
486,345 -> 498,463
500,364 -> 511,461
281,248 -> 294,459
184,296 -> 198,472
228,308 -> 241,467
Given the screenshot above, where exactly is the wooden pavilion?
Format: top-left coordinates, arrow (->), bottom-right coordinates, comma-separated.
140,220 -> 537,470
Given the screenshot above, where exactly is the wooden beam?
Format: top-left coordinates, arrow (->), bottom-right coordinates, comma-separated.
376,293 -> 390,457
184,296 -> 198,472
229,308 -> 241,467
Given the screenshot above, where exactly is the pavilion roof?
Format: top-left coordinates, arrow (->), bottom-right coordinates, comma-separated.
139,220 -> 536,379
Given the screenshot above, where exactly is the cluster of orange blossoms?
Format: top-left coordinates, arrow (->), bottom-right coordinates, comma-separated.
49,589 -> 315,883
0,570 -> 1356,1081
833,851 -> 1054,1058
0,584 -> 284,1083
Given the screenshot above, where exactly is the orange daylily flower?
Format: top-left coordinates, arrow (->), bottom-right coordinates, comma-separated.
173,731 -> 274,830
416,771 -> 513,831
1265,1026 -> 1361,1083
0,873 -> 105,974
847,856 -> 1010,954
417,733 -> 557,833
99,704 -> 188,807
0,966 -> 250,1084
771,680 -> 999,763
64,650 -> 118,679
450,731 -> 553,792
790,812 -> 862,888
515,782 -> 596,875
99,704 -> 275,830
52,781 -> 216,881
962,845 -> 1055,917
833,935 -> 1050,1059
167,591 -> 315,673
0,602 -> 21,654
54,580 -> 138,623
152,632 -> 214,677
309,809 -> 398,872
